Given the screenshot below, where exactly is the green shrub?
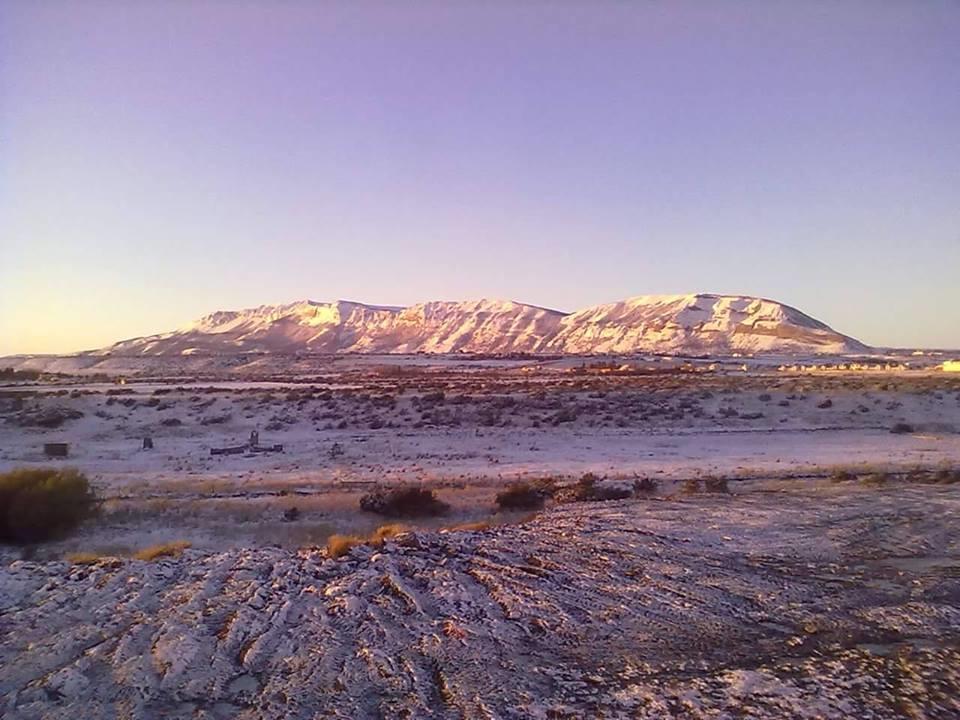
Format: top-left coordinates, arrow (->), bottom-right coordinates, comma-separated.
0,467 -> 96,544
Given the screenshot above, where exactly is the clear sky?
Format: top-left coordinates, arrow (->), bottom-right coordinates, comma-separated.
2,1 -> 958,354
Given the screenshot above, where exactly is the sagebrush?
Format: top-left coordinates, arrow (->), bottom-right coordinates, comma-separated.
0,467 -> 96,544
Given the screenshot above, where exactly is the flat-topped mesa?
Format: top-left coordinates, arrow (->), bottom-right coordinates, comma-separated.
547,293 -> 860,354
99,293 -> 867,356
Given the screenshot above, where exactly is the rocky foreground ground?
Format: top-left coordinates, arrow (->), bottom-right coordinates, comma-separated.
2,482 -> 959,719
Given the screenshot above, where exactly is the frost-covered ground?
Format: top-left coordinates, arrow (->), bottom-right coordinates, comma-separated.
2,363 -> 960,717
2,484 -> 960,719
2,365 -> 960,554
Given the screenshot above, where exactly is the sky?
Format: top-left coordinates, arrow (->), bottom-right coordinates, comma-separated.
1,1 -> 959,354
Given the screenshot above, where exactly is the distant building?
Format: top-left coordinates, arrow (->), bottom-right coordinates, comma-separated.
43,442 -> 69,458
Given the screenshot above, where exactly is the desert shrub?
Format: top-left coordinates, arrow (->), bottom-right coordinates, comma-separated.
0,467 -> 96,544
890,423 -> 914,434
632,477 -> 658,494
861,473 -> 889,487
816,399 -> 833,409
65,552 -> 102,565
359,486 -> 449,517
906,469 -> 932,484
13,407 -> 84,429
934,468 -> 960,484
495,481 -> 547,510
678,476 -> 729,494
133,540 -> 191,561
681,478 -> 702,494
830,469 -> 856,483
703,476 -> 730,493
557,473 -> 632,503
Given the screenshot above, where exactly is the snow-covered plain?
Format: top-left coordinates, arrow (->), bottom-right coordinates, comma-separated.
2,358 -> 960,717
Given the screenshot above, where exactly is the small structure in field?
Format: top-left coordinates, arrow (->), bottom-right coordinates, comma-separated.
210,429 -> 283,456
944,360 -> 960,373
210,444 -> 247,456
43,442 -> 69,458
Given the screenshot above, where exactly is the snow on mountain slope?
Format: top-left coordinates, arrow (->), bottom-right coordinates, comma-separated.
547,294 -> 866,354
100,294 -> 866,356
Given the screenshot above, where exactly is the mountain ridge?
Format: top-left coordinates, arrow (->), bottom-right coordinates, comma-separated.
99,293 -> 868,356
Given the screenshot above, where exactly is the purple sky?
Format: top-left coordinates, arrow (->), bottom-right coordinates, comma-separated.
2,1 -> 959,353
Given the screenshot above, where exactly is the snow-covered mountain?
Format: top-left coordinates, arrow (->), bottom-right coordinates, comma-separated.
100,294 -> 867,356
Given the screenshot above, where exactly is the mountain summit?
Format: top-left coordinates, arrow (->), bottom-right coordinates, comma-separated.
102,294 -> 866,356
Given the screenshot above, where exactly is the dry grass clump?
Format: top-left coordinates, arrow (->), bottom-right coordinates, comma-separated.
443,520 -> 492,533
0,467 -> 97,544
133,540 -> 192,561
65,552 -> 102,565
326,523 -> 412,558
370,523 -> 410,544
890,422 -> 915,434
326,534 -> 364,558
359,486 -> 449,517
